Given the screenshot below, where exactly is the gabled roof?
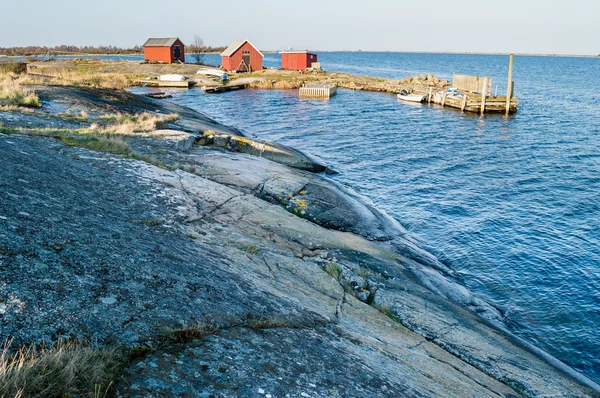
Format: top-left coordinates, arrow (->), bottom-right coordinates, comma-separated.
143,38 -> 183,47
221,40 -> 264,57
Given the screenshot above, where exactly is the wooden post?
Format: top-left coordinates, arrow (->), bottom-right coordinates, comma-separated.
461,94 -> 467,112
441,91 -> 447,107
505,54 -> 514,114
481,77 -> 488,115
428,87 -> 432,104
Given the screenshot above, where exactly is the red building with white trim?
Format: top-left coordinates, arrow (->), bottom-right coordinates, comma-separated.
221,40 -> 263,72
281,51 -> 318,70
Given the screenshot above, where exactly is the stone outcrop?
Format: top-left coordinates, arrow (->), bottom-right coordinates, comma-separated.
1,87 -> 599,397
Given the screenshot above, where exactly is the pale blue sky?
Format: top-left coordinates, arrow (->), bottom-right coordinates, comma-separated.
1,0 -> 598,55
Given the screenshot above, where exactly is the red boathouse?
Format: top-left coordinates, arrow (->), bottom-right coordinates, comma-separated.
143,38 -> 185,63
221,40 -> 263,73
281,51 -> 318,70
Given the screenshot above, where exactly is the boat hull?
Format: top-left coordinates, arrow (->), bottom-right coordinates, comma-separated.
397,93 -> 425,103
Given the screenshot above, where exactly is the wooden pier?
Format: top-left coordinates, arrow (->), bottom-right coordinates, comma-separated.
202,83 -> 247,94
428,90 -> 518,113
299,84 -> 337,98
422,55 -> 519,115
136,79 -> 191,88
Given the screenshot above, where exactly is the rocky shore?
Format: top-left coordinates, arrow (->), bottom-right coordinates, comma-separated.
1,85 -> 599,397
24,59 -> 446,96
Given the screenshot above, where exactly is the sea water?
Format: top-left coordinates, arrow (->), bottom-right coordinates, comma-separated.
143,52 -> 600,382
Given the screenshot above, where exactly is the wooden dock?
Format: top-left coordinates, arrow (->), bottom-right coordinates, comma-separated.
202,83 -> 247,94
299,84 -> 337,98
428,90 -> 518,113
421,56 -> 519,115
136,79 -> 191,88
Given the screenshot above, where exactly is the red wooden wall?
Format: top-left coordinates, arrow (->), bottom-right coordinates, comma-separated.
222,42 -> 262,72
281,52 -> 317,70
144,40 -> 185,63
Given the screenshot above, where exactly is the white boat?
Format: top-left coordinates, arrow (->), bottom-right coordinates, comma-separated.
397,93 -> 425,103
197,68 -> 228,78
158,74 -> 186,82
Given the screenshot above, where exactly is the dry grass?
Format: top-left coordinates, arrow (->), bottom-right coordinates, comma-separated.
161,321 -> 221,345
0,339 -> 122,398
92,112 -> 179,135
25,63 -> 144,89
61,134 -> 132,155
0,126 -> 133,156
245,315 -> 312,330
323,262 -> 342,281
372,304 -> 400,322
0,74 -> 41,108
0,126 -> 175,169
52,70 -> 142,89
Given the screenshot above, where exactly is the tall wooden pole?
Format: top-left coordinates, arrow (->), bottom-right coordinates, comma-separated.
481,77 -> 488,115
505,54 -> 514,115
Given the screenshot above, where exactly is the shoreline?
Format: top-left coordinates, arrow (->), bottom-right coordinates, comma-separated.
2,51 -> 598,59
159,90 -> 594,388
1,78 -> 599,395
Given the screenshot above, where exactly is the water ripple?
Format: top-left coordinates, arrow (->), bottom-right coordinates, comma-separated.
157,53 -> 600,382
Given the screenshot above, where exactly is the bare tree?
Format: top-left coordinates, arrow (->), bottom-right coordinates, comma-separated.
191,35 -> 205,65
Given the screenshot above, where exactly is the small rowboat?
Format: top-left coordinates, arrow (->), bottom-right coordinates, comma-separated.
397,91 -> 425,103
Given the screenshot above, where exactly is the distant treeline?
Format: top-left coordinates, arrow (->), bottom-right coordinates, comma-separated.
188,45 -> 228,54
0,45 -> 142,57
0,44 -> 228,57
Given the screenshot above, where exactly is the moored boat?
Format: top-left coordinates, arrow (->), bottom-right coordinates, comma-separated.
397,90 -> 425,103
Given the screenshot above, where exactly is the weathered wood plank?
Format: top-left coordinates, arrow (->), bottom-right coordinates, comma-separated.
136,79 -> 190,88
506,54 -> 514,114
453,73 -> 492,93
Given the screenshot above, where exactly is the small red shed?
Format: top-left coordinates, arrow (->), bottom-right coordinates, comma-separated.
143,37 -> 185,63
281,51 -> 318,70
221,40 -> 263,73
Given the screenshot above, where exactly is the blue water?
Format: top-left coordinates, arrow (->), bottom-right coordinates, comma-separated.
137,53 -> 600,382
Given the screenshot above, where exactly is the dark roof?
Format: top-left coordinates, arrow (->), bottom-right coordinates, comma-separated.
280,50 -> 316,54
143,38 -> 182,47
221,40 -> 263,57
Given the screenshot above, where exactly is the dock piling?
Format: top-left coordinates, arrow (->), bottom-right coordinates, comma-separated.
481,77 -> 489,115
506,54 -> 514,115
461,95 -> 467,112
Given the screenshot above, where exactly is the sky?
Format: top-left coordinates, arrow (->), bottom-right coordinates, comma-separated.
1,0 -> 599,55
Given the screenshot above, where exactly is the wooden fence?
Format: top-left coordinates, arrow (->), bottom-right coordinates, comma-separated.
452,74 -> 492,93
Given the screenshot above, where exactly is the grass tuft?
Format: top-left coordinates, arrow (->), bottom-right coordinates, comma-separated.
127,153 -> 167,168
373,304 -> 400,322
239,245 -> 259,254
128,345 -> 152,361
161,321 -> 221,344
245,315 -> 312,330
323,262 -> 342,281
60,134 -> 132,155
0,74 -> 41,108
0,339 -> 122,398
94,112 -> 179,135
